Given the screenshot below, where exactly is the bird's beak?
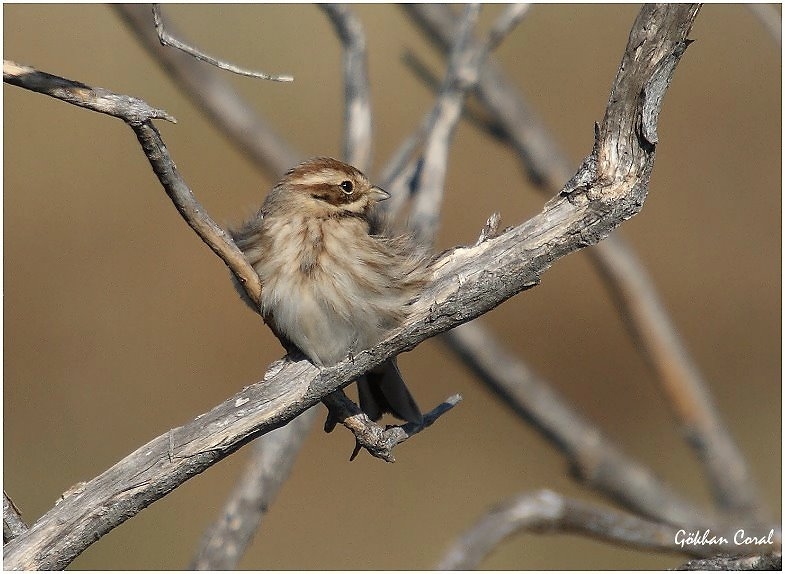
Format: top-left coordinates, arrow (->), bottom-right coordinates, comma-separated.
369,186 -> 391,202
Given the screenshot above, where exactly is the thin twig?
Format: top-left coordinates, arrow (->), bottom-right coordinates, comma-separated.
437,489 -> 772,570
322,390 -> 461,462
320,4 -> 373,171
3,492 -> 28,544
152,4 -> 293,82
115,4 -> 300,176
403,2 -> 764,522
189,409 -> 317,570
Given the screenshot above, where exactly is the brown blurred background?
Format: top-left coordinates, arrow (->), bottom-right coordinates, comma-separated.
4,4 -> 780,570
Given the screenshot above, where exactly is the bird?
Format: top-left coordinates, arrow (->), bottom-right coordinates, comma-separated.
230,157 -> 430,424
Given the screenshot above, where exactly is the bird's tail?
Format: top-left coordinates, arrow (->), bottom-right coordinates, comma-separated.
357,358 -> 423,425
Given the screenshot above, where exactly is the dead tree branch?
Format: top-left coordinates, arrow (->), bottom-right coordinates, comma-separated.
152,4 -> 293,82
404,3 -> 765,523
320,4 -> 373,171
3,493 -> 28,544
677,552 -> 782,571
445,322 -> 713,527
437,489 -> 774,570
114,4 -> 300,175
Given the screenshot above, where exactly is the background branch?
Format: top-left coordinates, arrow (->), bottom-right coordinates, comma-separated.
188,409 -> 317,570
115,3 -> 300,175
402,2 -> 764,522
320,3 -> 373,171
437,489 -> 770,570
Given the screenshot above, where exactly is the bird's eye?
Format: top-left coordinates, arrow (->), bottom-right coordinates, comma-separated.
340,180 -> 354,195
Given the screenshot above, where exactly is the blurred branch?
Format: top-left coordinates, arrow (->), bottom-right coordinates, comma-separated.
437,489 -> 774,570
408,3 -> 481,244
3,492 -> 28,544
404,3 -> 765,523
189,409 -> 317,570
114,4 -> 300,176
747,4 -> 782,47
152,4 -> 293,82
386,4 -> 530,242
320,4 -> 373,171
444,322 -> 713,527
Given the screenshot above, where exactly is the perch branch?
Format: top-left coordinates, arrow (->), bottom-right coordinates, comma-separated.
5,3 -> 698,567
437,489 -> 772,570
3,492 -> 28,544
189,409 -> 317,570
115,4 -> 300,175
404,3 -> 764,522
152,4 -> 293,82
320,4 -> 373,171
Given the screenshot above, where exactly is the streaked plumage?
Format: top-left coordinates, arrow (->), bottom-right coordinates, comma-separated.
231,157 -> 429,423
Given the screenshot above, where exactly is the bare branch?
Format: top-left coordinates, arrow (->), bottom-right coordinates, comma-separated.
677,552 -> 782,571
131,120 -> 263,309
114,4 -> 300,176
747,4 -> 782,47
404,3 -> 765,522
3,492 -> 28,544
3,60 -> 175,123
320,4 -> 373,171
152,4 -> 293,82
443,322 -> 712,527
189,409 -> 317,570
408,4 -> 481,245
483,3 -> 531,53
322,390 -> 461,462
589,239 -> 766,521
387,4 -> 530,240
437,489 -> 771,570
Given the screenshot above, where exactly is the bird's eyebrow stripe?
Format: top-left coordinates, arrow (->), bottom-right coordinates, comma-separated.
291,169 -> 344,186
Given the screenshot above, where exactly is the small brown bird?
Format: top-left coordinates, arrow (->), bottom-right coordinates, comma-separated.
231,157 -> 430,424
